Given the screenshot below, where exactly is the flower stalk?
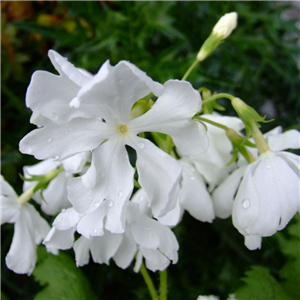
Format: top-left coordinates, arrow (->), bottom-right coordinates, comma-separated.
18,167 -> 63,205
140,262 -> 159,300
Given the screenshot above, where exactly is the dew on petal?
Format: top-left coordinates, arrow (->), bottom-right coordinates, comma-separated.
61,209 -> 66,213
118,190 -> 124,197
242,198 -> 250,209
107,200 -> 114,208
47,138 -> 52,143
93,228 -> 98,234
139,196 -> 144,201
190,176 -> 195,180
54,156 -> 60,160
137,142 -> 145,149
266,165 -> 271,170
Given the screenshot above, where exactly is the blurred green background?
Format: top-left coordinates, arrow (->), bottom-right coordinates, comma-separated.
1,1 -> 300,300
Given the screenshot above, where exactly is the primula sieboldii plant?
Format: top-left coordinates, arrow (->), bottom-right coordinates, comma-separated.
1,11 -> 299,300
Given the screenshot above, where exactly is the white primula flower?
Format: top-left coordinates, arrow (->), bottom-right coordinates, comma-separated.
212,128 -> 300,250
23,152 -> 90,215
0,175 -> 51,274
44,201 -> 179,272
233,150 -> 300,246
20,50 -> 208,234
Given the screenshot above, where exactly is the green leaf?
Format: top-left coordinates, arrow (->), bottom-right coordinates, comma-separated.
235,266 -> 292,300
33,247 -> 97,300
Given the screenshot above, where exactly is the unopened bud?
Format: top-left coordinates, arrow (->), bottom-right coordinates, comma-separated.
212,12 -> 238,39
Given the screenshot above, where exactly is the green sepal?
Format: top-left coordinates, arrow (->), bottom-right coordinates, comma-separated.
151,132 -> 173,155
231,98 -> 273,138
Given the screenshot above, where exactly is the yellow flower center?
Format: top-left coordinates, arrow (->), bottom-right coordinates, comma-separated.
118,124 -> 128,134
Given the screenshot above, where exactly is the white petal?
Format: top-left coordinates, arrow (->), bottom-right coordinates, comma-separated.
130,80 -> 208,156
131,215 -> 160,249
62,152 -> 90,174
233,152 -> 299,237
128,136 -> 181,218
141,248 -> 170,272
212,166 -> 246,219
5,209 -> 36,274
48,50 -> 91,87
267,130 -> 300,151
244,235 -> 262,250
77,61 -> 161,123
180,161 -> 214,222
68,138 -> 134,235
77,203 -> 106,238
1,175 -> 20,224
30,111 -> 53,126
19,118 -> 107,160
26,50 -> 94,124
90,232 -> 122,265
73,236 -> 92,267
43,227 -> 75,250
25,204 -> 51,244
38,172 -> 71,216
53,207 -> 81,230
131,189 -> 152,217
113,230 -> 137,269
157,199 -> 182,227
133,251 -> 143,273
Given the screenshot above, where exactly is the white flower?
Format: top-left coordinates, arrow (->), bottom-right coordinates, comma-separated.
20,50 -> 208,234
212,128 -> 300,249
44,201 -> 179,272
212,12 -> 238,39
197,296 -> 219,300
0,175 -> 51,274
23,152 -> 89,215
233,150 -> 300,242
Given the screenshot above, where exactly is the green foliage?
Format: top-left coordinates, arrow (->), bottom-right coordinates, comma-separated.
33,247 -> 97,300
235,215 -> 300,300
236,266 -> 292,300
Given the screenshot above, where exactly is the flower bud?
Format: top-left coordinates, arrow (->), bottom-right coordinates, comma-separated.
212,12 -> 238,39
196,12 -> 238,62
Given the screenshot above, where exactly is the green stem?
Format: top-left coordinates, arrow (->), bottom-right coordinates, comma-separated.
18,167 -> 63,205
196,116 -> 228,131
250,121 -> 270,154
202,93 -> 235,104
159,270 -> 168,300
182,60 -> 199,81
140,262 -> 159,300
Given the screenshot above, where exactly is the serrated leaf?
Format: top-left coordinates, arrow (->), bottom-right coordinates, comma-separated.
235,266 -> 292,300
33,247 -> 97,300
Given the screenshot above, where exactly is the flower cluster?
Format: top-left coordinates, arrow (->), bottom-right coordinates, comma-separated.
1,13 -> 299,292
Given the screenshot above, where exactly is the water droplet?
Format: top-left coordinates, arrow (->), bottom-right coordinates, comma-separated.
118,190 -> 124,197
93,201 -> 100,208
107,200 -> 114,208
137,142 -> 145,149
249,184 -> 254,189
93,228 -> 98,234
139,196 -> 144,201
266,165 -> 271,170
61,209 -> 66,213
190,176 -> 195,181
65,130 -> 69,135
54,156 -> 60,160
242,199 -> 250,209
47,138 -> 52,143
124,154 -> 128,159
